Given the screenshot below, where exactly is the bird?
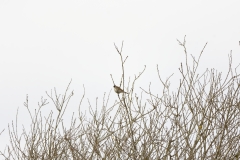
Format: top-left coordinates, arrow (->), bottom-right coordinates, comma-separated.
113,85 -> 128,94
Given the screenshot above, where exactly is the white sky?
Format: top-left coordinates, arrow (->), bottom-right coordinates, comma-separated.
0,0 -> 240,151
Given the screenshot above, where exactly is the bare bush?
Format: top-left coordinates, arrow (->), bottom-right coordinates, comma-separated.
1,37 -> 240,159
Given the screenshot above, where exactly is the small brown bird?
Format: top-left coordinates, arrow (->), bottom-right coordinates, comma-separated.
113,85 -> 128,94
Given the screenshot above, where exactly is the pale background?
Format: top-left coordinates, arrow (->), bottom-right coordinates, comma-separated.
0,0 -> 240,151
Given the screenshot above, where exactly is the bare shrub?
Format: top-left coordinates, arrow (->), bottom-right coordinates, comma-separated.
1,37 -> 240,159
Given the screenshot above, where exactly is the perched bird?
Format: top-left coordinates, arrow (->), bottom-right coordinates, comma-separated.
113,85 -> 128,94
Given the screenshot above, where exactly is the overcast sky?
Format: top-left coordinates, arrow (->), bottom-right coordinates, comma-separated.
0,0 -> 240,150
